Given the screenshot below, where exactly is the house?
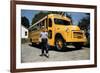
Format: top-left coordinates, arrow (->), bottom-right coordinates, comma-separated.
21,25 -> 28,38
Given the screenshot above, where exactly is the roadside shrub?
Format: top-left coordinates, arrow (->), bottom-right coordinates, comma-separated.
84,36 -> 90,48
21,38 -> 30,44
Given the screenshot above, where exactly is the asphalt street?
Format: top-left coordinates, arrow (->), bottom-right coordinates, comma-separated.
21,43 -> 90,63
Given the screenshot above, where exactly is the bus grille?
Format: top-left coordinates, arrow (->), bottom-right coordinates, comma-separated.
73,32 -> 83,38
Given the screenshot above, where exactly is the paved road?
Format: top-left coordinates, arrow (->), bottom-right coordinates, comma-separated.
21,43 -> 90,63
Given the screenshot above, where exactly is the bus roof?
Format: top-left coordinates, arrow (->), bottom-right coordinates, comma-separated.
29,14 -> 71,29
48,14 -> 71,21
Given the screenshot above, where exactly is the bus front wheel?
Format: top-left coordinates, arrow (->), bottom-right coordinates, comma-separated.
55,38 -> 65,51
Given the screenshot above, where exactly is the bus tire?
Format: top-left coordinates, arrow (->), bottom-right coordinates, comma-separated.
55,37 -> 65,51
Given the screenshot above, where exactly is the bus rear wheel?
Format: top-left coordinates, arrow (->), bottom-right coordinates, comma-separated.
55,38 -> 65,51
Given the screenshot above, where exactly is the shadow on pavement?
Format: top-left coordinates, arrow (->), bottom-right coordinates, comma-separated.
28,43 -> 83,52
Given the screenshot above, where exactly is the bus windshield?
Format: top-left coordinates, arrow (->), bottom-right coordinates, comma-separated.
54,18 -> 70,25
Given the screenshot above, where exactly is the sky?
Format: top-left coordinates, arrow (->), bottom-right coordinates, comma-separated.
21,9 -> 89,25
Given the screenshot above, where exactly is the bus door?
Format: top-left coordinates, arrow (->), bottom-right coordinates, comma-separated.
47,18 -> 53,46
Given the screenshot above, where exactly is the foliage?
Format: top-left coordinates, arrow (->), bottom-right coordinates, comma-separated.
78,13 -> 90,47
66,13 -> 72,23
21,16 -> 30,28
21,38 -> 30,44
78,13 -> 90,32
31,11 -> 48,25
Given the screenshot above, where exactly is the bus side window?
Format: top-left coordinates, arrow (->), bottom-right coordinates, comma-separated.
48,19 -> 52,27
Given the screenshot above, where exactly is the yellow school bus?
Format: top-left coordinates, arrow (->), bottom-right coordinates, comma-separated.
29,14 -> 87,50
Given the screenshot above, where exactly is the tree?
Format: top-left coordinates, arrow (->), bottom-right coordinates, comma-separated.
78,13 -> 90,47
32,11 -> 48,25
65,13 -> 73,23
78,13 -> 90,32
21,16 -> 30,28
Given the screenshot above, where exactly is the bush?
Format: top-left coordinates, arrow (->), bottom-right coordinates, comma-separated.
21,38 -> 30,44
84,36 -> 90,48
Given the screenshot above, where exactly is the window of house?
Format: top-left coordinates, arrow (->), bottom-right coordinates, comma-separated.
25,31 -> 27,36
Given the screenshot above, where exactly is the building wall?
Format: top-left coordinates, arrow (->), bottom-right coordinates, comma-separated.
21,25 -> 28,38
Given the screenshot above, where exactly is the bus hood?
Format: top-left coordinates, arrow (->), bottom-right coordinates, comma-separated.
66,25 -> 80,31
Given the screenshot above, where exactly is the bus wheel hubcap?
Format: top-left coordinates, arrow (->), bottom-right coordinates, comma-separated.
56,40 -> 63,49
